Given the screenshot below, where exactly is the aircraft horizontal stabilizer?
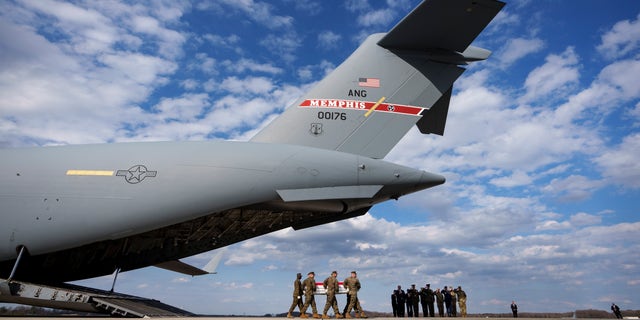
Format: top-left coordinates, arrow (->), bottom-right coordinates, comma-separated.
378,0 -> 505,53
277,185 -> 383,202
155,260 -> 210,276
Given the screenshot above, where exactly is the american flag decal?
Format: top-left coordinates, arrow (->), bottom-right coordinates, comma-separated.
358,77 -> 380,88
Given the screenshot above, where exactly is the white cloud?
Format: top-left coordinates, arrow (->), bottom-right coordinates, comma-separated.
553,58 -> 640,125
297,66 -> 313,81
597,13 -> 640,60
593,133 -> 640,189
259,32 -> 302,62
570,212 -> 602,227
542,175 -> 604,202
521,47 -> 579,103
192,53 -> 217,74
203,33 -> 240,48
221,58 -> 283,75
282,0 -> 322,15
172,277 -> 191,283
490,170 -> 532,187
216,0 -> 293,29
357,8 -> 396,27
99,52 -> 177,84
485,10 -> 520,34
597,59 -> 640,100
345,0 -> 369,13
19,0 -> 118,55
0,0 -> 188,146
219,76 -> 274,95
536,220 -> 571,231
128,14 -> 186,58
180,79 -> 199,90
317,31 -> 341,49
152,93 -> 209,122
498,37 -> 545,67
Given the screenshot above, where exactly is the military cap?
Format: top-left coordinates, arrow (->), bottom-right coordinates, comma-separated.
331,270 -> 337,274
351,270 -> 357,274
308,271 -> 315,275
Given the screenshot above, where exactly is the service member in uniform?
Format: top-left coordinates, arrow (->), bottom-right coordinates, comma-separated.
343,271 -> 365,318
300,272 -> 321,319
450,287 -> 457,317
443,286 -> 452,317
435,288 -> 444,317
391,286 -> 400,317
396,285 -> 407,317
407,284 -> 419,317
419,283 -> 435,317
287,273 -> 304,318
611,303 -> 623,319
342,291 -> 364,318
456,286 -> 467,317
322,271 -> 343,319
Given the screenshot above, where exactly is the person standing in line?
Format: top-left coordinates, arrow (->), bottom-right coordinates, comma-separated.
392,288 -> 399,317
611,303 -> 622,319
434,288 -> 444,317
443,286 -> 452,317
456,286 -> 466,317
396,285 -> 407,317
343,271 -> 364,318
407,284 -> 419,317
300,272 -> 320,319
287,273 -> 304,318
322,271 -> 343,319
420,283 -> 435,317
450,287 -> 457,317
510,301 -> 518,318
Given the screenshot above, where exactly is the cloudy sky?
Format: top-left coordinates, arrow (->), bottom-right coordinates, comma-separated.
1,0 -> 639,316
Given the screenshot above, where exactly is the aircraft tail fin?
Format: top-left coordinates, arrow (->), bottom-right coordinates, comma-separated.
251,0 -> 504,159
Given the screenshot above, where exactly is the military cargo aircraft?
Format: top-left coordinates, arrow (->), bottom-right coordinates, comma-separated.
0,0 -> 504,315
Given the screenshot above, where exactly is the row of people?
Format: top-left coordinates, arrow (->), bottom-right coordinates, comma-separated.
288,271 -> 367,319
392,284 -> 467,317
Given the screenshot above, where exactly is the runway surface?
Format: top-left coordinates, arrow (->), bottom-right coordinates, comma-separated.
13,317 -> 616,320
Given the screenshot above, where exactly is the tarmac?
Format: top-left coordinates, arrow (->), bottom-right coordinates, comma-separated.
5,316 -> 612,320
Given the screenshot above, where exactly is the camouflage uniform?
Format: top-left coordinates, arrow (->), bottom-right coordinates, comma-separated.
435,289 -> 444,317
456,286 -> 467,317
288,273 -> 304,317
322,272 -> 342,318
343,271 -> 362,318
300,272 -> 320,318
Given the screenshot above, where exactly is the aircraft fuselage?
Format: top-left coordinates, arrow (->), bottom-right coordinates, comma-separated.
0,140 -> 444,281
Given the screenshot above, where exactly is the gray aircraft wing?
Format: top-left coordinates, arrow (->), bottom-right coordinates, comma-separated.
377,0 -> 506,52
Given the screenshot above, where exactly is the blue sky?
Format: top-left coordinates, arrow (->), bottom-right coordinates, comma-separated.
1,0 -> 639,316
